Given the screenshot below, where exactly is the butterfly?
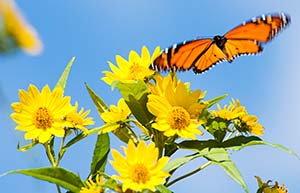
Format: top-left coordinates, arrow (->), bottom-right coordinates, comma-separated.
150,13 -> 291,73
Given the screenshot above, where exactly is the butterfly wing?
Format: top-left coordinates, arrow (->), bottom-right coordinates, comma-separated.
222,13 -> 290,61
192,43 -> 227,73
224,13 -> 290,42
151,39 -> 215,72
151,13 -> 291,74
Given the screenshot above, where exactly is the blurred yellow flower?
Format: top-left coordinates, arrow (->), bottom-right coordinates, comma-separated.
147,81 -> 206,139
11,85 -> 73,143
64,102 -> 94,132
80,175 -> 104,193
110,140 -> 170,192
100,98 -> 131,134
0,0 -> 42,55
102,46 -> 161,85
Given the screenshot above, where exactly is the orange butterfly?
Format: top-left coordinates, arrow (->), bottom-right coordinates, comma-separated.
151,13 -> 291,73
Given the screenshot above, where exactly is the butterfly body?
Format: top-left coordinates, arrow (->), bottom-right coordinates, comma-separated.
151,13 -> 291,73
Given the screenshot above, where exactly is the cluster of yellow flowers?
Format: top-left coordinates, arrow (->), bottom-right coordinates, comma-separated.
9,46 -> 273,193
211,99 -> 264,135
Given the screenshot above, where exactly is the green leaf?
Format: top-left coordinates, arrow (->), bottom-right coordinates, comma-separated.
85,83 -> 108,115
116,80 -> 153,126
199,148 -> 248,193
164,143 -> 178,157
178,139 -> 222,152
222,136 -> 262,149
126,94 -> 153,126
156,184 -> 173,193
112,124 -> 136,144
90,133 -> 110,176
3,167 -> 84,193
164,154 -> 201,173
116,80 -> 149,101
56,57 -> 75,90
102,177 -> 120,191
17,141 -> 38,152
223,136 -> 299,158
206,94 -> 228,108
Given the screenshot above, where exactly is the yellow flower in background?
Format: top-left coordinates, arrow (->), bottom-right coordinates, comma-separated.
147,81 -> 206,139
211,101 -> 245,121
80,175 -> 104,193
110,140 -> 170,192
148,73 -> 178,96
212,99 -> 264,136
0,0 -> 42,55
11,85 -> 73,143
64,102 -> 94,132
102,46 -> 161,86
100,98 -> 131,134
239,111 -> 264,136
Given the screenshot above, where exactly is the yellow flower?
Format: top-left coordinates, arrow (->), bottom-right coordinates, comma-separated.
239,112 -> 264,136
102,46 -> 161,85
64,102 -> 94,132
148,73 -> 178,96
110,140 -> 170,192
80,175 -> 104,193
273,182 -> 288,193
100,98 -> 131,134
211,102 -> 245,121
147,81 -> 206,139
0,0 -> 43,55
212,99 -> 264,136
11,84 -> 73,143
255,176 -> 288,193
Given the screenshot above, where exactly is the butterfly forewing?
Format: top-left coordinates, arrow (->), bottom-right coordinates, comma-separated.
224,13 -> 291,42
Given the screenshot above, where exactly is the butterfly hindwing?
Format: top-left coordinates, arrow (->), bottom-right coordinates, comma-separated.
224,39 -> 263,62
193,43 -> 227,73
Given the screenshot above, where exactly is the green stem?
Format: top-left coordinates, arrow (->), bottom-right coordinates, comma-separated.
55,185 -> 62,193
56,135 -> 67,166
43,143 -> 56,166
43,142 -> 62,193
166,161 -> 212,187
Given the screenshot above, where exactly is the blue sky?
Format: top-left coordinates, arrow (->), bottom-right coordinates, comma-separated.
1,0 -> 300,192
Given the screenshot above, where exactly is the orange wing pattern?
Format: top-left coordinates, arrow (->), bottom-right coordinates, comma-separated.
151,13 -> 291,74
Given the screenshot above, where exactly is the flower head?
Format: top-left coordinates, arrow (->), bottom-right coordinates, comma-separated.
147,79 -> 206,139
80,175 -> 104,193
0,0 -> 42,55
11,84 -> 73,143
102,46 -> 161,86
212,99 -> 264,136
64,102 -> 94,132
110,140 -> 170,192
255,176 -> 288,193
100,98 -> 131,134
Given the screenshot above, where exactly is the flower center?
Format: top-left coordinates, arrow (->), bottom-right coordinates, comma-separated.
34,107 -> 53,129
132,163 -> 150,184
128,63 -> 150,80
168,106 -> 190,130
